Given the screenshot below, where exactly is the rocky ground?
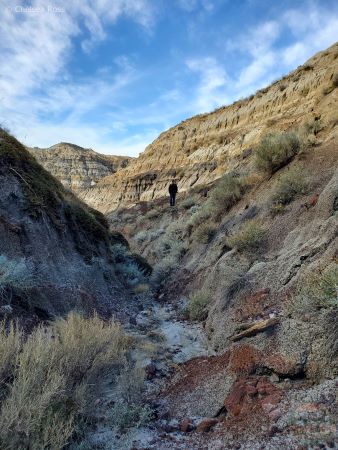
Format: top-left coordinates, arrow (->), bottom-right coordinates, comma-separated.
80,292 -> 337,450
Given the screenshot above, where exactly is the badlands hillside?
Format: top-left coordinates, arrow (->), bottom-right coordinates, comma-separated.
28,142 -> 132,193
78,42 -> 338,213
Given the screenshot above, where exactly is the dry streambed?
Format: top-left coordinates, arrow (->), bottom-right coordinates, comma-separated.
83,298 -> 213,450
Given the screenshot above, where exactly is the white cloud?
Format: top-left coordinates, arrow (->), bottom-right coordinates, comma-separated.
0,0 -> 156,154
228,2 -> 338,98
186,57 -> 228,112
1,0 -> 338,158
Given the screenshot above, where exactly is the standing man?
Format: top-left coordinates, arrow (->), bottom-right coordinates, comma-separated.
168,180 -> 178,206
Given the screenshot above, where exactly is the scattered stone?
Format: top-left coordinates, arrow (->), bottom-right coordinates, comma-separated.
145,362 -> 157,380
196,418 -> 218,432
180,418 -> 195,432
269,373 -> 280,383
161,423 -> 177,433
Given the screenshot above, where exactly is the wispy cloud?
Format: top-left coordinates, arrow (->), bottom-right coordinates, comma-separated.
0,0 -> 156,155
186,57 -> 228,112
0,0 -> 337,157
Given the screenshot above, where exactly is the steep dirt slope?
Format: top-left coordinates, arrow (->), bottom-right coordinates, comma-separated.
0,130 -> 142,324
29,142 -> 132,192
82,42 -> 338,213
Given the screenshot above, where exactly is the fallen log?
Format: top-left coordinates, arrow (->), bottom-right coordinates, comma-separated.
232,318 -> 279,342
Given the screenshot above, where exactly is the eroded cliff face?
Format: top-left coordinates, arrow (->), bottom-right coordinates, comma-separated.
80,42 -> 338,213
28,142 -> 133,192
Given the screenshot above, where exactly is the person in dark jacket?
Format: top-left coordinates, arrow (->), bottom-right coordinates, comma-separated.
168,180 -> 178,206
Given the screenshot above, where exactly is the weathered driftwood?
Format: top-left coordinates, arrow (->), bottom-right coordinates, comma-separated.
232,318 -> 279,342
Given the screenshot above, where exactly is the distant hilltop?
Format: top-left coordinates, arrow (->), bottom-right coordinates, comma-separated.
28,142 -> 133,191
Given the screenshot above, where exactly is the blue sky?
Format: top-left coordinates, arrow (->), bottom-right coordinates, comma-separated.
0,0 -> 337,156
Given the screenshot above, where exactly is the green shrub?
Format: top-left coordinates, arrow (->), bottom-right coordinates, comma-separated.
154,234 -> 186,263
0,313 -> 128,449
272,167 -> 309,206
180,197 -> 196,210
145,209 -> 160,220
188,174 -> 247,230
255,131 -> 301,174
187,203 -> 213,229
228,221 -> 267,253
187,290 -> 211,321
134,230 -> 149,245
110,366 -> 153,432
190,220 -> 217,244
304,119 -> 322,136
111,401 -> 153,432
285,264 -> 338,316
209,173 -> 247,216
150,257 -> 176,291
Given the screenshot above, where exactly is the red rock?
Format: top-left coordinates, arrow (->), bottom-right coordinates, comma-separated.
196,418 -> 218,432
224,382 -> 246,416
261,394 -> 282,414
180,418 -> 194,432
246,385 -> 258,397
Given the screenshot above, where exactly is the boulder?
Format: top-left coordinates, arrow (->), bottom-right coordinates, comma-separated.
196,418 -> 218,432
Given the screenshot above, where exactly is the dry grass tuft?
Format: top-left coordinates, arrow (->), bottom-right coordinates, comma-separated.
272,166 -> 309,207
0,313 -> 128,449
228,220 -> 267,254
187,289 -> 211,321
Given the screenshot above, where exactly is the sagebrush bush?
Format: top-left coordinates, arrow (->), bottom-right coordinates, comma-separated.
110,365 -> 153,432
154,234 -> 186,260
0,322 -> 23,385
180,196 -> 196,210
145,209 -> 160,220
285,264 -> 338,316
0,313 -> 128,449
153,221 -> 186,262
228,221 -> 267,254
190,220 -> 217,244
187,174 -> 247,231
187,203 -> 213,229
187,289 -> 211,321
209,173 -> 247,217
272,167 -> 309,206
255,131 -> 302,174
150,257 -> 176,291
112,243 -> 149,286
